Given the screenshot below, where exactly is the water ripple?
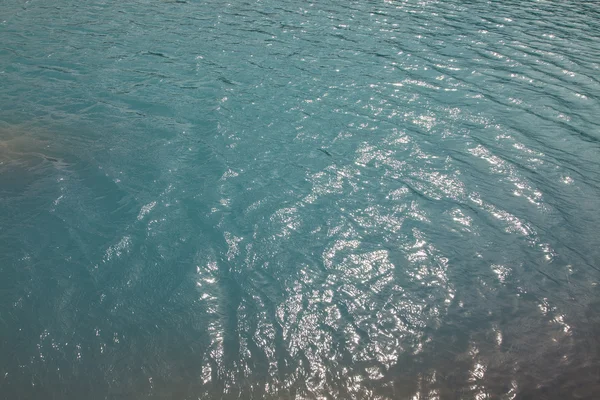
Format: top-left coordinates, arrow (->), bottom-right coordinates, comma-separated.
1,0 -> 600,398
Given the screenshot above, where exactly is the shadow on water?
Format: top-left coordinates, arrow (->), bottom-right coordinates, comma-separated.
0,115 -> 232,400
0,121 -> 145,400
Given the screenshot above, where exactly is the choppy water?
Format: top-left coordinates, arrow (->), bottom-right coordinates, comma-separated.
1,0 -> 600,399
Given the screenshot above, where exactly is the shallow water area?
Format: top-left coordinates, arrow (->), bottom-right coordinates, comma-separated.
1,0 -> 600,399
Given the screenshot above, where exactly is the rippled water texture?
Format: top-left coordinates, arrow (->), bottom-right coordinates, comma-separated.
1,0 -> 600,398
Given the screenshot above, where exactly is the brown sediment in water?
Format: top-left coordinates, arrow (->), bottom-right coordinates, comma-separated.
0,123 -> 73,198
0,122 -> 68,169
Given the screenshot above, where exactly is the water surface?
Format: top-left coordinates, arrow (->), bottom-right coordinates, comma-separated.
1,0 -> 600,399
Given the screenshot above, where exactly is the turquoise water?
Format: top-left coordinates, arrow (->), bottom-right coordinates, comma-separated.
1,0 -> 600,398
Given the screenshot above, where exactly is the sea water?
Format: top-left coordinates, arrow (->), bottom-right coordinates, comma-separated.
1,0 -> 600,399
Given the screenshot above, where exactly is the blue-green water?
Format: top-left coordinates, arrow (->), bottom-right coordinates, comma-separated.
1,0 -> 600,398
